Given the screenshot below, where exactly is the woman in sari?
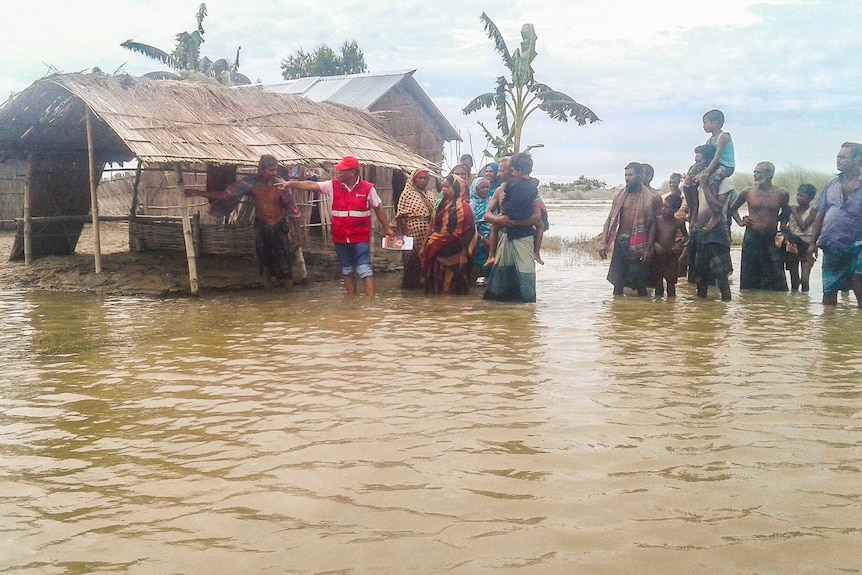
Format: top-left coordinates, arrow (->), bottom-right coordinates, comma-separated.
395,168 -> 438,288
469,163 -> 502,283
421,174 -> 476,295
477,162 -> 502,196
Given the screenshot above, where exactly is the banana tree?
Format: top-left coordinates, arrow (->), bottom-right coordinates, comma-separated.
121,3 -> 250,85
464,13 -> 599,158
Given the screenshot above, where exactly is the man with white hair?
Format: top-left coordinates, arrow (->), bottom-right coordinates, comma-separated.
730,161 -> 791,291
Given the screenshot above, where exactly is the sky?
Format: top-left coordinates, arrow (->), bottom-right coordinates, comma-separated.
2,0 -> 860,186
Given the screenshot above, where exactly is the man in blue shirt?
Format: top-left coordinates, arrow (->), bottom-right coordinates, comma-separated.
808,142 -> 862,307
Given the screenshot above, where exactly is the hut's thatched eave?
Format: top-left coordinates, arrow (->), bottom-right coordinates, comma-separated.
0,74 -> 437,172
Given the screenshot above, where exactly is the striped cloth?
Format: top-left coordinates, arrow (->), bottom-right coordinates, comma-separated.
821,242 -> 862,294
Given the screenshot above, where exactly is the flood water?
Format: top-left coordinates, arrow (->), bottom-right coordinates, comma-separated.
1,203 -> 861,574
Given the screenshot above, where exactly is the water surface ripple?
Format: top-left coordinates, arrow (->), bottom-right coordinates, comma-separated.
1,243 -> 860,574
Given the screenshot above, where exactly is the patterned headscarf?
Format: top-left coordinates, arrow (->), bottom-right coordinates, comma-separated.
395,168 -> 437,241
470,162 -> 500,196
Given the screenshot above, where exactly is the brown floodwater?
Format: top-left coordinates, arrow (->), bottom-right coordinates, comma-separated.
1,245 -> 861,574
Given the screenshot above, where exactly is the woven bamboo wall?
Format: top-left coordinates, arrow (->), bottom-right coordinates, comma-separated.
0,160 -> 25,229
372,85 -> 446,165
7,153 -> 98,259
98,164 -> 400,254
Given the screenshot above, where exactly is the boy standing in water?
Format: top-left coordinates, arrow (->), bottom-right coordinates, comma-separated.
701,109 -> 735,192
783,183 -> 818,292
651,194 -> 688,297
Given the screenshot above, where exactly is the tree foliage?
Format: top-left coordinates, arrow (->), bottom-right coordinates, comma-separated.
281,40 -> 368,79
464,13 -> 599,159
120,3 -> 251,86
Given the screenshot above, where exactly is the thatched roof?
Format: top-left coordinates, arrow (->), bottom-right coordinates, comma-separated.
0,73 -> 436,171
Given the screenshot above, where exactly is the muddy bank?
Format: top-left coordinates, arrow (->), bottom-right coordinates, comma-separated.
0,222 -> 402,296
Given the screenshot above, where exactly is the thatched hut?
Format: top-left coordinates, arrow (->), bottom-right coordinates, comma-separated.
0,73 -> 437,293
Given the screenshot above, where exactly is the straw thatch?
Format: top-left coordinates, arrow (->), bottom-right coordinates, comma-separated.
0,74 -> 441,283
0,73 -> 437,172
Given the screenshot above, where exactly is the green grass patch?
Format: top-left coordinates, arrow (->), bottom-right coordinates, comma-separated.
728,165 -> 833,196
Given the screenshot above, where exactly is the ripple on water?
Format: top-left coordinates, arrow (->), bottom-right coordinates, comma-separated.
1,244 -> 861,573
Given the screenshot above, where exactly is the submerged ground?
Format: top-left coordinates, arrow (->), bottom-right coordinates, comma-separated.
0,223 -> 402,296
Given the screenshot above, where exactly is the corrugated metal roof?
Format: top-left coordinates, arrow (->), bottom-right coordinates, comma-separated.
264,71 -> 406,109
263,71 -> 460,141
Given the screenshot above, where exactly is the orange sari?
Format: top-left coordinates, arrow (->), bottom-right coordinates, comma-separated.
421,176 -> 476,294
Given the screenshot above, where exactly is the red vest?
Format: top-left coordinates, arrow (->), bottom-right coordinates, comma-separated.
331,178 -> 374,243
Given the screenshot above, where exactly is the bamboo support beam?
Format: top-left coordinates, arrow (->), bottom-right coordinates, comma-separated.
130,161 -> 142,222
175,165 -> 199,295
13,215 -> 128,223
23,154 -> 32,265
85,109 -> 102,273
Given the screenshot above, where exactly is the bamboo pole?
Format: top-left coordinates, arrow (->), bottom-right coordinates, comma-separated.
129,161 -> 143,251
14,215 -> 127,223
85,109 -> 102,273
130,161 -> 142,222
23,154 -> 32,265
175,165 -> 199,295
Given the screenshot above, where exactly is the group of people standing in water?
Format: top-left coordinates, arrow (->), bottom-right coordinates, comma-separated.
192,120 -> 862,309
191,152 -> 542,302
393,152 -> 544,302
600,109 -> 862,307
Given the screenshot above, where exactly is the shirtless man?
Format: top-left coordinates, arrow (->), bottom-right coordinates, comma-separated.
600,162 -> 663,296
641,163 -> 658,194
187,155 -> 301,292
667,172 -> 683,196
730,161 -> 790,291
687,145 -> 737,300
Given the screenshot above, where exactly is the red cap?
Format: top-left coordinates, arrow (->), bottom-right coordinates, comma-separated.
335,156 -> 361,171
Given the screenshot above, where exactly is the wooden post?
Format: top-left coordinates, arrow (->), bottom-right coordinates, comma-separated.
23,154 -> 32,265
85,109 -> 102,273
130,161 -> 142,222
293,246 -> 308,283
191,212 -> 201,258
129,161 -> 143,251
175,165 -> 199,295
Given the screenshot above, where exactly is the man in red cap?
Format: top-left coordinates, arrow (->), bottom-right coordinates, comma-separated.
286,156 -> 395,296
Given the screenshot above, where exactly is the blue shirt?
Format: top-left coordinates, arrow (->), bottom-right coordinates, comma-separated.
815,175 -> 862,249
707,131 -> 735,168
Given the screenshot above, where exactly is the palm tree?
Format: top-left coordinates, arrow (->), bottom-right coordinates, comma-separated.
121,3 -> 250,86
463,13 -> 599,159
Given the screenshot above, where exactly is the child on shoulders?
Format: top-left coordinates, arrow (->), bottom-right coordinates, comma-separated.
701,109 -> 735,192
